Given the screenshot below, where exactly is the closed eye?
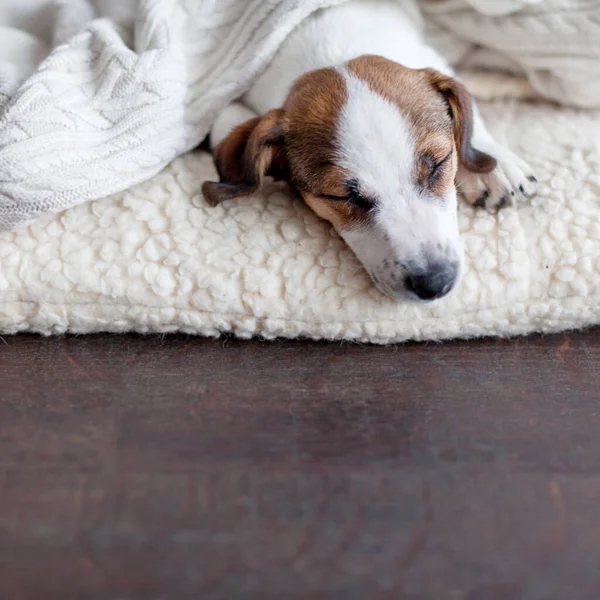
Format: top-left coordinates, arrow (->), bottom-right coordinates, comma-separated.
426,150 -> 453,183
320,179 -> 373,211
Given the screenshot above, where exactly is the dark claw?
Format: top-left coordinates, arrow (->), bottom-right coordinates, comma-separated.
473,189 -> 489,208
527,175 -> 538,183
497,195 -> 511,210
519,184 -> 525,194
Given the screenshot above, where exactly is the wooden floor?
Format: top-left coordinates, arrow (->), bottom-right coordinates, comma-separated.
2,330 -> 600,599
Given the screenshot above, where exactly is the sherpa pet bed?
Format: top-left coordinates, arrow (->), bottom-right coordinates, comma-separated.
1,0 -> 600,343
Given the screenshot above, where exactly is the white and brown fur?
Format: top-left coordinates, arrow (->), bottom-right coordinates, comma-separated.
202,1 -> 538,302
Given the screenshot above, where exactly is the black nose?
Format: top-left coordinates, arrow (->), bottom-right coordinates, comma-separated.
405,261 -> 458,301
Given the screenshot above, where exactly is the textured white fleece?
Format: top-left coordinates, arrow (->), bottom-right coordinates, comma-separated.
1,90 -> 599,342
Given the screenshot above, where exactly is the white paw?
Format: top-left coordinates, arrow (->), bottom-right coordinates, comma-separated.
456,146 -> 538,212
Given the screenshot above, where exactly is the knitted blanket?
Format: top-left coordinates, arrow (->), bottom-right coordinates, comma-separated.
422,0 -> 600,108
0,0 -> 346,231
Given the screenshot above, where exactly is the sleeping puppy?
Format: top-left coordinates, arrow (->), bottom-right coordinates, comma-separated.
202,0 -> 537,302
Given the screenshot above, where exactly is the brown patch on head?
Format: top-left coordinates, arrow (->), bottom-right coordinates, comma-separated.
347,55 -> 495,185
282,67 -> 345,190
282,67 -> 370,229
348,56 -> 453,142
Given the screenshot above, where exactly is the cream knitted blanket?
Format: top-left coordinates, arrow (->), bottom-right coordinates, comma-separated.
422,0 -> 600,108
0,0 -> 347,231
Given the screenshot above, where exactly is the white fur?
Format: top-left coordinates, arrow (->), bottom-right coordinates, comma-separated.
211,0 -> 537,301
335,68 -> 462,299
243,0 -> 449,115
336,68 -> 416,202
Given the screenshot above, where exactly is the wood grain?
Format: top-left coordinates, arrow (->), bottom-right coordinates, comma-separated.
2,331 -> 600,599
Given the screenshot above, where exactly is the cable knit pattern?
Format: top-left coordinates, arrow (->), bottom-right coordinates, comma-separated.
0,0 -> 346,231
422,0 -> 600,107
1,97 -> 599,342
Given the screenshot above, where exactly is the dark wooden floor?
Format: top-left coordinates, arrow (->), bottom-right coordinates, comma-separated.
2,330 -> 600,599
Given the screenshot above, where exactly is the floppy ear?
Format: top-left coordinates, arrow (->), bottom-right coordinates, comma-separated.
202,109 -> 288,206
425,70 -> 497,174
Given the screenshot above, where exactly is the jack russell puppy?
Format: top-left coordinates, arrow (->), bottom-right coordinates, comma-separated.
202,0 -> 538,302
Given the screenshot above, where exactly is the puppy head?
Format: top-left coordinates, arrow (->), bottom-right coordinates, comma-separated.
202,55 -> 496,302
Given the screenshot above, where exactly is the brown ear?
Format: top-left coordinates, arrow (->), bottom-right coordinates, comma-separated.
425,70 -> 496,174
202,109 -> 288,206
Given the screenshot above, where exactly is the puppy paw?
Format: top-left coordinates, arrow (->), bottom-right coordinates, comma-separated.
456,147 -> 538,212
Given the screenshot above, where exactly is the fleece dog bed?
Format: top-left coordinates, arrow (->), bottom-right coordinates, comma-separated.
1,0 -> 600,342
2,87 -> 600,342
